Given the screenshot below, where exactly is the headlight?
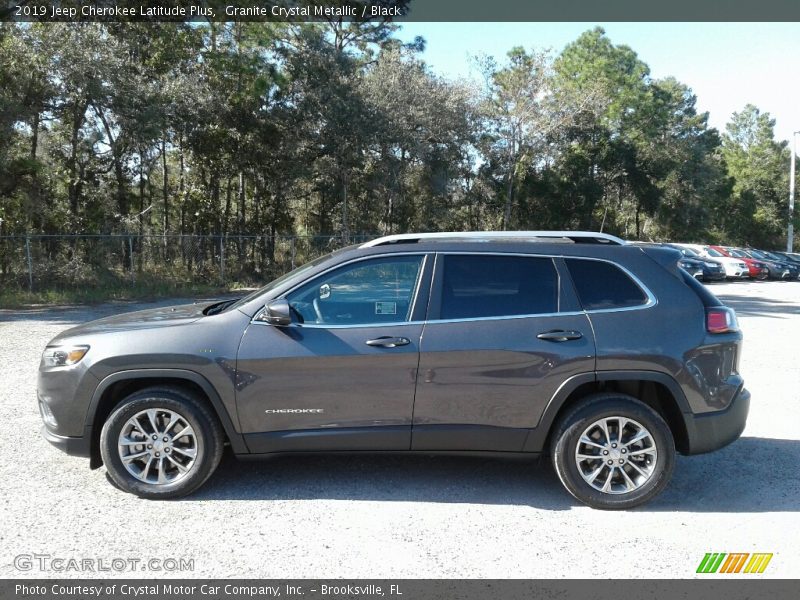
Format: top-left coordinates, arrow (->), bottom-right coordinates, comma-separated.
42,345 -> 89,367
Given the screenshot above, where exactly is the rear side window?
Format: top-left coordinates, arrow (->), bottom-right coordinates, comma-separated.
440,255 -> 558,319
565,259 -> 648,311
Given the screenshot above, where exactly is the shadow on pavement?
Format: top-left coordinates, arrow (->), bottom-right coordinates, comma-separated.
194,436 -> 799,512
717,293 -> 800,319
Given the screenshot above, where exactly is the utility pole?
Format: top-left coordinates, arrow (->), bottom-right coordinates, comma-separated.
789,131 -> 798,252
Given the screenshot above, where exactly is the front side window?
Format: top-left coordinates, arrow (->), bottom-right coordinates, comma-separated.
439,255 -> 559,319
286,255 -> 423,326
565,259 -> 648,311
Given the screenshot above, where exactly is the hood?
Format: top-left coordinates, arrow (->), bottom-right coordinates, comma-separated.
697,258 -> 723,266
51,302 -> 212,341
712,255 -> 744,265
679,257 -> 703,266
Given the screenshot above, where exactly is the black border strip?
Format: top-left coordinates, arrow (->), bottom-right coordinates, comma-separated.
3,579 -> 800,600
3,0 -> 800,22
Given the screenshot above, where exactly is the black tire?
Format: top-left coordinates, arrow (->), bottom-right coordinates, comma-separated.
100,387 -> 224,499
550,393 -> 675,510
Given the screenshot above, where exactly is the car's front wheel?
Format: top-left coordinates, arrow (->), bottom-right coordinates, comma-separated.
100,387 -> 224,499
550,393 -> 675,510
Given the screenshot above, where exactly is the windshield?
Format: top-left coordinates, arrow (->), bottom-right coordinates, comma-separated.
705,248 -> 724,257
727,249 -> 745,258
670,245 -> 697,257
763,251 -> 783,261
747,249 -> 767,260
226,253 -> 336,312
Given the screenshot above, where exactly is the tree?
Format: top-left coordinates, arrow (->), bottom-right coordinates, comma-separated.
479,47 -> 583,230
720,104 -> 790,248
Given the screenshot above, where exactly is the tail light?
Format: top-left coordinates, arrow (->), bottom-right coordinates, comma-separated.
706,307 -> 739,334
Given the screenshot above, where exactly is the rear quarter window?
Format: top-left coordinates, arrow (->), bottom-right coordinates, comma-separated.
565,259 -> 649,311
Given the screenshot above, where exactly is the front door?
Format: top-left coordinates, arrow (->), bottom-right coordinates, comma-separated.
236,254 -> 430,453
411,253 -> 596,452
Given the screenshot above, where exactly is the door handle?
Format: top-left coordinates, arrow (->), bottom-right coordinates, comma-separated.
366,336 -> 411,348
537,330 -> 583,342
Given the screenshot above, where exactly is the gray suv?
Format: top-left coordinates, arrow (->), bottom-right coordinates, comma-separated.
38,231 -> 749,509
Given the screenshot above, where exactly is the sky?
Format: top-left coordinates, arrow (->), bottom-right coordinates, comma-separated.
397,22 -> 800,145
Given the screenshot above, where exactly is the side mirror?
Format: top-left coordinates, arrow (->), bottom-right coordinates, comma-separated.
259,299 -> 292,327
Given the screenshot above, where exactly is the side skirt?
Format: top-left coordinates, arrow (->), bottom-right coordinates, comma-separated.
236,449 -> 540,461
243,425 -> 538,455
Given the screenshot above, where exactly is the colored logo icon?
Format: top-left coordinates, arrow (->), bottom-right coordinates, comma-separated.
696,553 -> 773,574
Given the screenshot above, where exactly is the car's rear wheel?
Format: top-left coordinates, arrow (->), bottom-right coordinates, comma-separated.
550,393 -> 675,510
100,387 -> 224,499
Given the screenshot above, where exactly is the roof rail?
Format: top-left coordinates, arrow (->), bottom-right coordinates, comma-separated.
360,231 -> 626,248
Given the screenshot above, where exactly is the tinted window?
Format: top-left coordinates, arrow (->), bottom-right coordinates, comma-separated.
287,255 -> 423,325
668,245 -> 695,258
565,259 -> 648,310
439,255 -> 558,319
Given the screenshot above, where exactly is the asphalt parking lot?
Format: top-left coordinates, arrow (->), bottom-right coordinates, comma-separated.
1,280 -> 798,579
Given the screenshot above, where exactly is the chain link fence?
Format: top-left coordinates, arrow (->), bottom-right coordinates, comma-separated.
0,234 -> 376,295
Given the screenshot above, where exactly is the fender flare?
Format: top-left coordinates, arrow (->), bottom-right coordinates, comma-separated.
85,368 -> 248,455
523,370 -> 690,453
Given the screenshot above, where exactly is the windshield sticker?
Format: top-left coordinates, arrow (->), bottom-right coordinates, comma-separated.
375,301 -> 397,315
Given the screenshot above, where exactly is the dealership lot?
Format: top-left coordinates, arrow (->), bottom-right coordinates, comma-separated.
1,280 -> 798,578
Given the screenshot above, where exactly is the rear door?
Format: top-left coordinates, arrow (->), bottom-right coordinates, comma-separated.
411,253 -> 596,452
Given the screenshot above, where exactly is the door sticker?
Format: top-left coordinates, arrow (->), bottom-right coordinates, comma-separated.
319,283 -> 331,299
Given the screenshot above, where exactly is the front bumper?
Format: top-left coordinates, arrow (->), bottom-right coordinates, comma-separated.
682,386 -> 750,455
765,266 -> 791,279
702,269 -> 726,281
41,426 -> 91,458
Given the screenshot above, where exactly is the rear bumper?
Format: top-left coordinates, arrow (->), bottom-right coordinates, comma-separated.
682,387 -> 750,455
41,426 -> 91,458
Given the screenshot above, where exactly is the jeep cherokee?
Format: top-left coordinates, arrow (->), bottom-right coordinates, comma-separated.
38,231 -> 749,509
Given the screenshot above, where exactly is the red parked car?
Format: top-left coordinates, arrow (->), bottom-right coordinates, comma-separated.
708,245 -> 768,280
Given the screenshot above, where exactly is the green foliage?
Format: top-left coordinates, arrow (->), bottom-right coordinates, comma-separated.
719,104 -> 790,247
0,21 -> 794,275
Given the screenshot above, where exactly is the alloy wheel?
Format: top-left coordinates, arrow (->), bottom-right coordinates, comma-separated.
575,416 -> 658,495
117,408 -> 199,485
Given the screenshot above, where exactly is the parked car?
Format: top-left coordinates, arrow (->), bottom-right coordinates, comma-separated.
707,245 -> 769,280
663,244 -> 726,282
739,249 -> 797,280
678,258 -> 704,280
771,251 -> 800,268
39,231 -> 749,509
631,242 -> 706,280
756,250 -> 800,280
671,243 -> 748,279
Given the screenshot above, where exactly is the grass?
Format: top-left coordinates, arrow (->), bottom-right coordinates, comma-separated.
0,280 -> 241,309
